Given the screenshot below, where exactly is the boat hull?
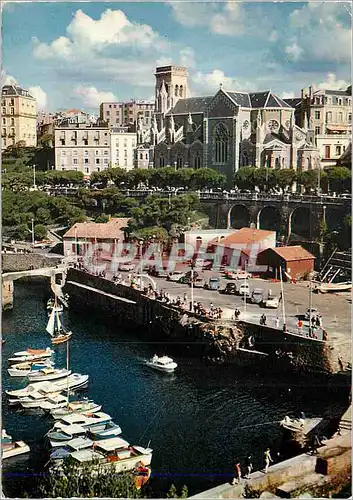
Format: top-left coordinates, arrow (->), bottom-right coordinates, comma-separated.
51,404 -> 102,419
28,369 -> 71,382
52,332 -> 73,345
146,362 -> 177,373
2,441 -> 30,459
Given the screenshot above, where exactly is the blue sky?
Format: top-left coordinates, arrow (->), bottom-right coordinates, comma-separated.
2,1 -> 351,112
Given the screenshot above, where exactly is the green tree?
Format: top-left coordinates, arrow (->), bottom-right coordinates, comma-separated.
34,224 -> 47,240
233,167 -> 256,190
94,214 -> 110,223
36,207 -> 51,224
191,168 -> 225,189
13,223 -> 31,241
127,168 -> 152,188
109,167 -> 129,188
274,169 -> 297,191
297,169 -> 319,193
325,166 -> 351,193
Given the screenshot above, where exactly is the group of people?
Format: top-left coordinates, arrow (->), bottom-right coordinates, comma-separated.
231,448 -> 274,485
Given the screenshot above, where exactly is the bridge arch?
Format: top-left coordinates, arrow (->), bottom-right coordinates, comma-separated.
227,204 -> 250,229
257,205 -> 281,234
289,206 -> 315,239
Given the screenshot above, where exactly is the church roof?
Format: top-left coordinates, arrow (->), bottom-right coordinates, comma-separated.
249,91 -> 292,109
283,98 -> 301,108
263,133 -> 289,145
223,91 -> 251,108
167,96 -> 213,115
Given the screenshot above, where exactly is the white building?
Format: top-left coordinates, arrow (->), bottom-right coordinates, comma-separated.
110,127 -> 137,171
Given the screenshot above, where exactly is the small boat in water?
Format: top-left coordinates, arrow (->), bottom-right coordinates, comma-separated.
53,412 -> 112,432
2,430 -> 31,459
146,355 -> 177,373
7,374 -> 89,402
134,465 -> 151,490
47,298 -> 64,315
13,348 -> 54,357
38,394 -> 69,411
50,400 -> 102,419
8,360 -> 54,378
88,421 -> 122,440
28,368 -> 71,382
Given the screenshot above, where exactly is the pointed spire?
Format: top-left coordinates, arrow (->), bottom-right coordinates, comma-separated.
160,80 -> 167,95
152,114 -> 158,133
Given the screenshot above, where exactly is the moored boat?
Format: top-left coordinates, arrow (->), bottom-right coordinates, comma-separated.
28,368 -> 71,382
8,360 -> 54,377
53,412 -> 112,432
88,421 -> 122,440
13,348 -> 54,357
134,465 -> 151,490
50,401 -> 102,419
47,297 -> 73,345
146,355 -> 177,373
316,281 -> 352,294
2,440 -> 30,459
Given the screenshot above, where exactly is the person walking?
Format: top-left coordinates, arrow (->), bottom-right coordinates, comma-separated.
264,448 -> 273,473
245,455 -> 253,479
232,459 -> 242,485
184,293 -> 188,303
275,316 -> 279,328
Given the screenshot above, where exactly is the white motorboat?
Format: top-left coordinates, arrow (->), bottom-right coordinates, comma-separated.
316,281 -> 352,294
50,401 -> 102,419
146,355 -> 177,373
28,368 -> 71,382
38,394 -> 69,411
8,349 -> 54,365
12,347 -> 54,358
8,360 -> 54,378
88,421 -> 122,440
47,424 -> 88,448
19,391 -> 64,409
53,412 -> 112,432
7,374 -> 89,401
2,440 -> 30,459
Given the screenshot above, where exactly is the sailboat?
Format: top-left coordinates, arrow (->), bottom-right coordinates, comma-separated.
47,296 -> 72,345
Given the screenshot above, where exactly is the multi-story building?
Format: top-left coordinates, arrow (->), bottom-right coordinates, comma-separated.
286,85 -> 352,167
110,127 -> 137,171
1,84 -> 37,149
54,123 -> 110,177
147,65 -> 319,184
100,100 -> 155,130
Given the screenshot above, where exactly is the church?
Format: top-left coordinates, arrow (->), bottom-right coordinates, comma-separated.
136,65 -> 320,185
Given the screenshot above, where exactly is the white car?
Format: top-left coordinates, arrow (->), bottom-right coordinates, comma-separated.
263,297 -> 280,309
167,271 -> 185,282
118,263 -> 135,271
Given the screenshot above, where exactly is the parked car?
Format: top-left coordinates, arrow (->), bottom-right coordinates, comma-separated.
238,283 -> 251,297
167,271 -> 185,282
219,283 -> 237,295
179,271 -> 199,284
119,263 -> 135,271
263,296 -> 280,308
204,277 -> 221,290
225,270 -> 252,280
189,278 -> 205,288
148,267 -> 169,278
250,288 -> 264,304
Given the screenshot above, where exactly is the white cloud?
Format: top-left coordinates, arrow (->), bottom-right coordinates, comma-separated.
316,73 -> 350,90
74,86 -> 118,107
280,91 -> 295,99
1,71 -> 18,86
286,3 -> 351,64
168,1 -> 218,28
210,2 -> 244,35
191,69 -> 255,94
284,41 -> 303,61
269,30 -> 278,43
28,86 -> 48,109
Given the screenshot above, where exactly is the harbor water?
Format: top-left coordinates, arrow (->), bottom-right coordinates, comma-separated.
2,281 -> 350,497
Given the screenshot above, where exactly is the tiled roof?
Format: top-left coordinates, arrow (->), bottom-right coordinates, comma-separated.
249,91 -> 292,109
324,89 -> 351,96
215,227 -> 276,247
224,91 -> 251,108
269,245 -> 315,261
63,218 -> 130,239
2,85 -> 34,98
167,97 -> 214,115
283,98 -> 301,108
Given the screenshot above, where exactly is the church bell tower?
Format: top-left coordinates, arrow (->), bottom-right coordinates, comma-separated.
154,65 -> 189,128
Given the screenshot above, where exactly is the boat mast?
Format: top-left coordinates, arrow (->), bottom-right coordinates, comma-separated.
66,339 -> 70,406
280,267 -> 286,326
309,279 -> 313,335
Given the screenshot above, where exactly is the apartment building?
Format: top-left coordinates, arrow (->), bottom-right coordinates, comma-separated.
1,84 -> 37,149
110,127 -> 137,171
100,100 -> 155,130
287,85 -> 352,167
54,123 -> 110,177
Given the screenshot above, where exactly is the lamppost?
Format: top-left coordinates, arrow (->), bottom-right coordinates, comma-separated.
139,239 -> 144,290
32,165 -> 37,190
190,261 -> 195,312
31,219 -> 35,248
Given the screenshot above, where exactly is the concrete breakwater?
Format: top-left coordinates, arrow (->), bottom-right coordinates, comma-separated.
64,269 -> 344,377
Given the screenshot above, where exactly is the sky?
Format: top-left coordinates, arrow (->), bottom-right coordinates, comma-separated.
2,1 -> 352,113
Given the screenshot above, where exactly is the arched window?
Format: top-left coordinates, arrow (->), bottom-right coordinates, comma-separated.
176,154 -> 183,169
179,85 -> 183,97
275,157 -> 280,169
159,155 -> 165,168
175,85 -> 179,97
214,123 -> 228,163
194,152 -> 201,169
242,151 -> 248,166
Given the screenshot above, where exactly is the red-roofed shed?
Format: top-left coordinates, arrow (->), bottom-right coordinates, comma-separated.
257,245 -> 315,280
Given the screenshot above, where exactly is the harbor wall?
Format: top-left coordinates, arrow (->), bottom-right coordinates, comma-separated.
2,280 -> 14,311
2,253 -> 61,273
64,269 -> 344,376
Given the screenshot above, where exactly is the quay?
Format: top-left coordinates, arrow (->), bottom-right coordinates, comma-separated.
189,406 -> 352,499
61,267 -> 351,377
